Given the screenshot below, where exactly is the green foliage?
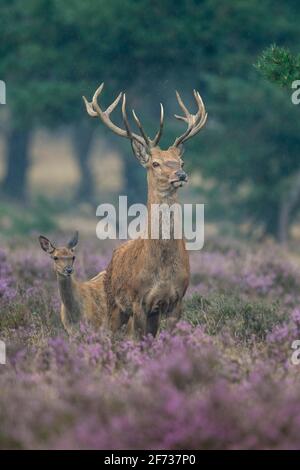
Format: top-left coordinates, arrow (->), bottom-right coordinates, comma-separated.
0,199 -> 57,235
1,0 -> 300,236
184,293 -> 287,342
255,45 -> 300,88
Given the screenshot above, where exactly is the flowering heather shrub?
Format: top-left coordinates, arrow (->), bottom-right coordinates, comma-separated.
0,323 -> 300,449
0,236 -> 300,449
0,249 -> 16,303
188,240 -> 300,305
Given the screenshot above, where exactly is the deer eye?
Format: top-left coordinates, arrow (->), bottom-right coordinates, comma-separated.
152,161 -> 160,168
53,256 -> 58,261
72,256 -> 76,261
181,161 -> 184,168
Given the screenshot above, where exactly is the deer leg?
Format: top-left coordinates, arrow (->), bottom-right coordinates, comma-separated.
146,307 -> 160,337
166,301 -> 182,332
61,306 -> 81,336
109,306 -> 123,333
130,302 -> 147,339
125,315 -> 135,339
133,312 -> 146,339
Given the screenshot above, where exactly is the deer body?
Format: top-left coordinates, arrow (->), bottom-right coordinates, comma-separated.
105,170 -> 190,337
39,233 -> 108,334
83,83 -> 207,338
105,238 -> 189,337
59,271 -> 107,334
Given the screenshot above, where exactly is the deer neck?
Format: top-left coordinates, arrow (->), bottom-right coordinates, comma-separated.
57,275 -> 81,323
146,173 -> 182,252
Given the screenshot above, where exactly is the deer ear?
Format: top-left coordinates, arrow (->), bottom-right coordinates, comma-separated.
39,236 -> 55,254
131,141 -> 149,167
67,231 -> 79,249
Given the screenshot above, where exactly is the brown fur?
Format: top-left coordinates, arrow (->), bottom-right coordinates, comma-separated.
39,236 -> 108,334
82,85 -> 207,338
104,147 -> 190,338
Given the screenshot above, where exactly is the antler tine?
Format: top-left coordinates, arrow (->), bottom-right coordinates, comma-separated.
152,103 -> 164,147
186,90 -> 207,139
173,90 -> 197,146
132,103 -> 164,148
105,91 -> 123,114
82,96 -> 98,117
187,108 -> 208,139
121,94 -> 147,146
83,83 -> 126,138
83,83 -> 165,149
92,82 -> 105,108
132,109 -> 150,146
83,83 -> 144,145
174,114 -> 187,122
121,94 -> 133,138
184,115 -> 208,142
175,91 -> 190,119
173,89 -> 207,147
193,90 -> 206,121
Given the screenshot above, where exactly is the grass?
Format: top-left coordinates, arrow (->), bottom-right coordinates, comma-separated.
184,293 -> 288,341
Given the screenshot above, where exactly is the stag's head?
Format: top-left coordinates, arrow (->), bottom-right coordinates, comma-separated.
83,84 -> 207,195
39,232 -> 79,277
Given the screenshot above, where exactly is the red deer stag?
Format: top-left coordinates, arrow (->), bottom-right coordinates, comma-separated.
83,84 -> 207,338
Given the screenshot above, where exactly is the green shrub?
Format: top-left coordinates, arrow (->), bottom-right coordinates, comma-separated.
184,293 -> 288,342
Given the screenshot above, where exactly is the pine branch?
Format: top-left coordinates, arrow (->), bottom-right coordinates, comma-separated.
255,44 -> 300,87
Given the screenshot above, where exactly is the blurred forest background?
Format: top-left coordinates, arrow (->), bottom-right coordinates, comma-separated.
0,0 -> 300,243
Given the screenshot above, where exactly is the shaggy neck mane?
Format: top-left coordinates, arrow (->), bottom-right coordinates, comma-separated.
146,172 -> 182,256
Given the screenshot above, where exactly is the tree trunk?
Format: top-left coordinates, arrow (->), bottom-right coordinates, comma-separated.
278,170 -> 300,244
2,126 -> 32,200
72,121 -> 95,202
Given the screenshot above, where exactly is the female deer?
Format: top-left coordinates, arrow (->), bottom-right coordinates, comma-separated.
83,84 -> 207,338
39,232 -> 107,334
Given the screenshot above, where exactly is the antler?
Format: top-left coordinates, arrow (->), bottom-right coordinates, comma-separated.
132,103 -> 164,147
82,83 -> 164,149
173,90 -> 207,147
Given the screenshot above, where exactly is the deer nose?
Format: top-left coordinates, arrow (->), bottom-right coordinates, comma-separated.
175,170 -> 187,181
65,266 -> 73,275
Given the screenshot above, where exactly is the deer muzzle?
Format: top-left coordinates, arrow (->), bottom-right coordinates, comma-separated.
170,170 -> 188,187
175,170 -> 187,181
64,266 -> 74,276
